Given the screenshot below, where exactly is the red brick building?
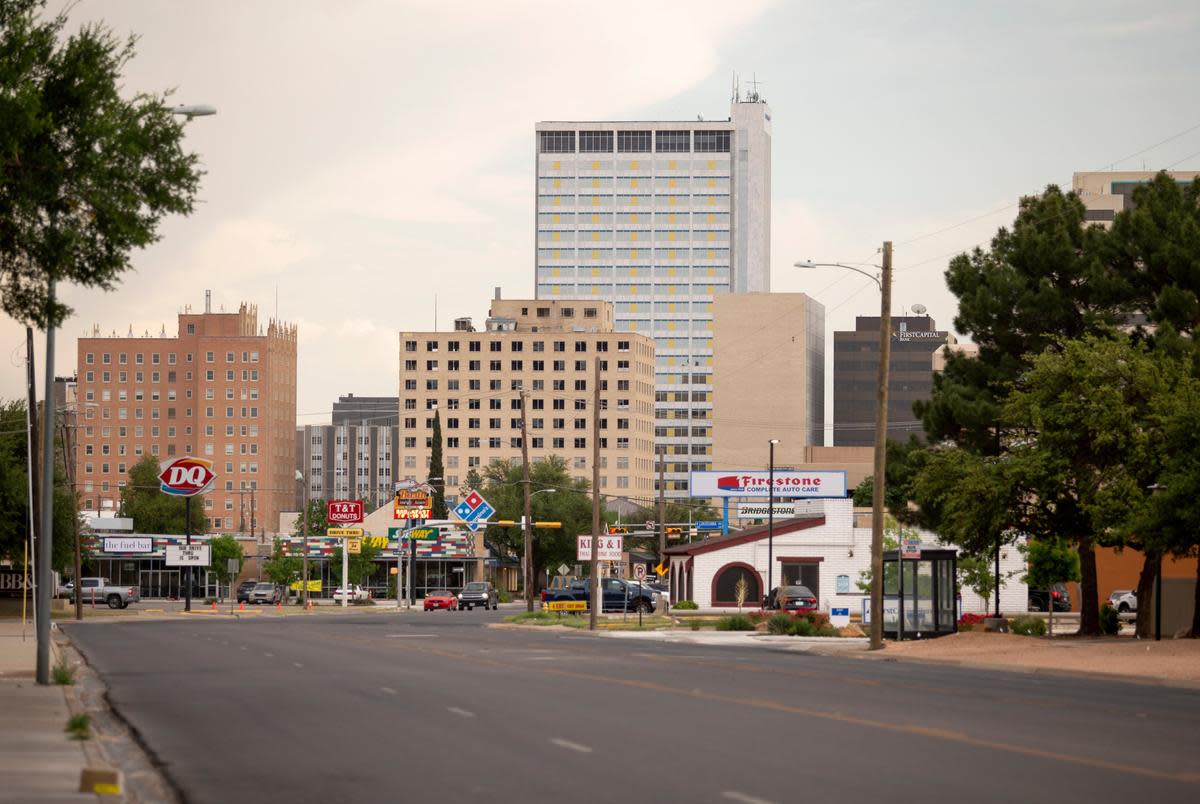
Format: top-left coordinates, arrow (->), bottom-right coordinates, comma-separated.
75,297 -> 297,535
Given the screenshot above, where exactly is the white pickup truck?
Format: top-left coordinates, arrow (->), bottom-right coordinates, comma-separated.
64,577 -> 140,609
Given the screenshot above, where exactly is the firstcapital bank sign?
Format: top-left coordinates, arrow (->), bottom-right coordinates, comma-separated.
689,470 -> 848,499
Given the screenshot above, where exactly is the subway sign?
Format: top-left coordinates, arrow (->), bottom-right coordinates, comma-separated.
689,470 -> 847,499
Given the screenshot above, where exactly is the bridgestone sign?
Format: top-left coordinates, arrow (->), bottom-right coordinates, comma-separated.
736,503 -> 797,519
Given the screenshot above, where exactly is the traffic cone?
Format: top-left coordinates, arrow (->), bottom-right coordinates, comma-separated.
305,600 -> 313,610
210,601 -> 217,611
239,601 -> 245,611
275,601 -> 282,610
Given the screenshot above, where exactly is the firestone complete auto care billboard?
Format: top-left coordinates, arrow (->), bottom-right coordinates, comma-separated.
689,470 -> 848,499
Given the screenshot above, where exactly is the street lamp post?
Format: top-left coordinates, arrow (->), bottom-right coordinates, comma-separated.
797,241 -> 893,650
767,439 -> 779,607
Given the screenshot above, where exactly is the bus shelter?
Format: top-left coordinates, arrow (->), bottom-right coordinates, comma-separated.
882,547 -> 958,640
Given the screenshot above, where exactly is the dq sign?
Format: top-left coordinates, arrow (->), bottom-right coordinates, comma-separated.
157,456 -> 216,497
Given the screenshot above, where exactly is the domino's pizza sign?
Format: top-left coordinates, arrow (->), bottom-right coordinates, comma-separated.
157,456 -> 216,497
453,489 -> 495,532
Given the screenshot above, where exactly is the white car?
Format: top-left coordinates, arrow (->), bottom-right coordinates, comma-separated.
1107,589 -> 1137,613
332,585 -> 369,602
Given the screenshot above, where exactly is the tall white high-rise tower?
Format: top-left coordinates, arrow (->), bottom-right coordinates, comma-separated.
535,94 -> 772,497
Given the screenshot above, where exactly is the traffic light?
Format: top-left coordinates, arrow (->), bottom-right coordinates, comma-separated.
608,526 -> 629,534
664,526 -> 684,537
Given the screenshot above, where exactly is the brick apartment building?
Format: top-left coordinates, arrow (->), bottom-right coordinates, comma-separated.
75,295 -> 297,535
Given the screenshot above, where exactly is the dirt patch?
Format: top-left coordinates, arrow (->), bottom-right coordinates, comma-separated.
876,630 -> 1200,686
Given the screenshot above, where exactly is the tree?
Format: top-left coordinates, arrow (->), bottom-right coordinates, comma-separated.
1003,335 -> 1190,634
291,498 -> 330,538
330,540 -> 383,588
429,411 -> 447,519
479,456 -> 597,588
261,537 -> 301,594
208,535 -> 244,600
0,399 -> 76,570
0,0 -> 202,328
118,455 -> 207,535
1024,537 -> 1081,635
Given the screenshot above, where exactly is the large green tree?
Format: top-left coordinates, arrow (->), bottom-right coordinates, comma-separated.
118,455 -> 207,534
479,456 -> 597,588
291,498 -> 331,538
0,399 -> 77,570
1003,335 -> 1191,634
261,537 -> 301,593
0,0 -> 202,328
207,535 -> 244,600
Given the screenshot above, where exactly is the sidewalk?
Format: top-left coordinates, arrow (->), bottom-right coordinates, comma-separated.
0,621 -> 108,801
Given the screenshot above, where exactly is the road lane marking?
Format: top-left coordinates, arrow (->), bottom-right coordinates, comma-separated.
239,646 -> 247,651
304,628 -> 1200,784
386,634 -> 436,638
380,687 -> 397,695
293,662 -> 303,668
723,792 -> 775,804
447,707 -> 474,718
264,652 -> 274,658
550,738 -> 592,754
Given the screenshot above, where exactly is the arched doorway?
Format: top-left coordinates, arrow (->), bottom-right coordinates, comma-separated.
711,562 -> 763,607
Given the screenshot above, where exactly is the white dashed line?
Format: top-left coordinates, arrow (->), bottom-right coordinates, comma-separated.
293,662 -> 303,669
550,738 -> 592,754
447,707 -> 475,718
722,792 -> 775,804
380,687 -> 397,695
264,652 -> 274,658
385,634 -> 436,638
239,645 -> 247,651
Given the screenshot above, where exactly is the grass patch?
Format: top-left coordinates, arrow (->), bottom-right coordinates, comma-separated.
506,611 -> 573,625
672,600 -> 698,610
1010,614 -> 1048,637
65,713 -> 90,740
52,660 -> 75,685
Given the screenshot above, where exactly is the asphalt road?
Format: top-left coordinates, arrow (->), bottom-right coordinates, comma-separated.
64,610 -> 1200,804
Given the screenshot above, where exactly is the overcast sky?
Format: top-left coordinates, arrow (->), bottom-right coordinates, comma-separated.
6,0 -> 1200,432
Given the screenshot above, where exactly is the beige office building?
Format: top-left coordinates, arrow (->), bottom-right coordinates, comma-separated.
75,295 -> 297,535
1074,170 -> 1200,226
397,297 -> 656,507
711,293 -> 825,470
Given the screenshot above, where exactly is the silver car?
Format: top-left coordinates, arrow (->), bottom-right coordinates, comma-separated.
248,582 -> 283,605
457,581 -> 498,611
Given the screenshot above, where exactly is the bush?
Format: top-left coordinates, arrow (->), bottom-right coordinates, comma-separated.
958,612 -> 986,626
498,591 -> 513,604
791,617 -> 815,637
767,613 -> 794,635
798,610 -> 831,630
715,614 -> 756,632
52,660 -> 75,686
689,620 -> 702,631
1100,603 -> 1120,635
673,600 -> 698,610
1010,615 -> 1047,637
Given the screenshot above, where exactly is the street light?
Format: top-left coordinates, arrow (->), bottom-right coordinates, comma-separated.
796,242 -> 893,650
523,487 -> 557,604
295,470 -> 308,607
767,439 -> 779,607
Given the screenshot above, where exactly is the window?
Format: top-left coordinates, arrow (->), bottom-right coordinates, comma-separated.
426,341 -> 439,352
694,130 -> 731,153
656,130 -> 690,152
511,360 -> 523,371
539,130 -> 575,153
404,340 -> 417,352
574,438 -> 587,449
617,130 -> 651,152
561,307 -> 574,318
578,130 -> 613,153
489,342 -> 502,353
575,342 -> 587,352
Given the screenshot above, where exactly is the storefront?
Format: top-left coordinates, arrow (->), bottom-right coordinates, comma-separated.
81,534 -> 241,600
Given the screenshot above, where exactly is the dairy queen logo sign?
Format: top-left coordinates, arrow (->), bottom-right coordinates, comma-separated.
158,456 -> 217,497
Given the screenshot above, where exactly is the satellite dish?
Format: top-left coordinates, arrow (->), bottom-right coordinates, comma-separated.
912,304 -> 927,315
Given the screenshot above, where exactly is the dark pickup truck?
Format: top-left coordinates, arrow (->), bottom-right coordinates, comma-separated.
543,578 -> 660,613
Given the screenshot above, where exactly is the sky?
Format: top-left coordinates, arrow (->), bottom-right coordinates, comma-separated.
5,0 -> 1200,435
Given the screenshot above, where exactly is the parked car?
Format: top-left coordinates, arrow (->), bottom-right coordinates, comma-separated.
332,585 -> 370,603
545,577 -> 658,613
766,585 -> 819,612
248,582 -> 283,605
73,577 -> 140,609
1028,583 -> 1071,612
458,581 -> 498,611
1108,589 -> 1138,613
424,589 -> 458,611
236,579 -> 259,604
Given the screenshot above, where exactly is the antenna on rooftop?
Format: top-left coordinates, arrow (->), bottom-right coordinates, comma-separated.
747,74 -> 764,103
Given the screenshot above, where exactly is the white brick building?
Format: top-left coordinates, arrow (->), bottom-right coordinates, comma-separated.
664,498 -> 1027,618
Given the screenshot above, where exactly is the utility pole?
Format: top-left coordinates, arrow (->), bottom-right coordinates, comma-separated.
657,449 -> 666,568
59,418 -> 82,620
37,277 -> 57,684
589,358 -> 601,631
520,389 -> 533,612
25,329 -> 40,635
869,241 -> 893,651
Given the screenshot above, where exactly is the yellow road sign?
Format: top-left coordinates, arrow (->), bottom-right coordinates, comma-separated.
346,538 -> 362,554
326,527 -> 364,538
654,563 -> 668,577
544,600 -> 588,612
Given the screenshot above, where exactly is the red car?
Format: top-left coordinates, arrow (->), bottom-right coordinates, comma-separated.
423,589 -> 458,611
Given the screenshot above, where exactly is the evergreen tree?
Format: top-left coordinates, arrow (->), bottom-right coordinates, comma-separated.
429,410 -> 447,519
